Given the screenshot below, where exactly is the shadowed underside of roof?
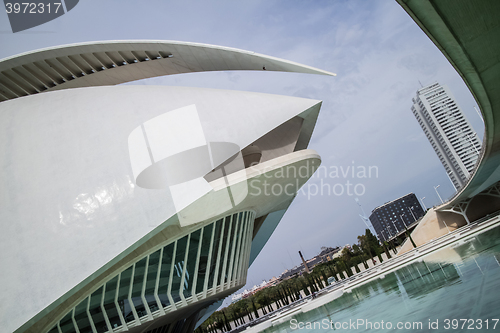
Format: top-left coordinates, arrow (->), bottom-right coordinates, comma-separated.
0,40 -> 336,103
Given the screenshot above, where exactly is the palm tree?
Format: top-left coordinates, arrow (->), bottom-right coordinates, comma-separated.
361,254 -> 369,269
249,296 -> 259,319
221,310 -> 231,332
383,242 -> 392,259
358,235 -> 374,263
298,276 -> 310,295
290,277 -> 303,299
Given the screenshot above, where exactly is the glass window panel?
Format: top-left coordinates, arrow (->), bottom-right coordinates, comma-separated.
231,221 -> 246,280
74,297 -> 92,333
183,229 -> 201,298
59,311 -> 76,333
145,249 -> 161,313
237,218 -> 249,279
207,219 -> 223,289
89,286 -> 107,333
117,267 -> 135,323
222,216 -> 238,284
131,258 -> 147,319
196,223 -> 214,294
158,243 -> 174,308
241,216 -> 252,273
231,219 -> 244,280
170,236 -> 188,303
217,216 -> 232,286
122,301 -> 135,324
103,276 -> 121,330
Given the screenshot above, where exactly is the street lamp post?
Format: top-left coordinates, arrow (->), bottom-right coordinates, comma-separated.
442,220 -> 451,233
391,219 -> 399,234
434,185 -> 443,204
383,223 -> 398,254
421,197 -> 427,210
465,133 -> 480,155
408,206 -> 417,222
399,214 -> 406,229
474,106 -> 483,122
383,218 -> 394,237
400,214 -> 417,248
380,229 -> 387,242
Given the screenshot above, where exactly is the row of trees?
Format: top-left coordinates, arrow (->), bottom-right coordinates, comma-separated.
194,272 -> 328,333
195,229 -> 399,333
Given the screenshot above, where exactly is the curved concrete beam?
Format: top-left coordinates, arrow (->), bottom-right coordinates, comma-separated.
397,0 -> 500,208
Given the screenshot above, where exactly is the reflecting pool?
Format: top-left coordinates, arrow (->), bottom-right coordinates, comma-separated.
262,225 -> 500,332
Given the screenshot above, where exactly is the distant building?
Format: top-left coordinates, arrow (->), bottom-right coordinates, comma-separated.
231,279 -> 276,303
279,266 -> 304,280
231,294 -> 243,304
305,256 -> 324,268
318,246 -> 341,261
267,276 -> 280,287
278,246 -> 345,281
411,82 -> 482,190
369,193 -> 425,241
332,245 -> 351,259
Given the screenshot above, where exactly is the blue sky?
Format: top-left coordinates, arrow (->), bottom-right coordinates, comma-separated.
0,0 -> 485,299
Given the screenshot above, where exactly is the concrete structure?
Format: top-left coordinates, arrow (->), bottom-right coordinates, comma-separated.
369,193 -> 425,241
298,251 -> 310,273
278,265 -> 304,281
0,40 -> 333,102
231,276 -> 280,302
278,247 -> 343,281
396,0 -> 500,252
0,41 -> 334,333
411,82 -> 481,190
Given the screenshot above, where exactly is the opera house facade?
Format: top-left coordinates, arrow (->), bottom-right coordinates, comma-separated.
0,41 -> 333,333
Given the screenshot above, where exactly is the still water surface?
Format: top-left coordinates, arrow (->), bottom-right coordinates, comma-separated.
263,225 -> 500,332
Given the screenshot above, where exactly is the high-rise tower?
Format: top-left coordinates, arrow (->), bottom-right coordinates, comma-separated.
411,83 -> 481,190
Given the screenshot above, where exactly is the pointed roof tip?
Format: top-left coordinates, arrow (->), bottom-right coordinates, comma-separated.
255,51 -> 336,76
299,67 -> 337,77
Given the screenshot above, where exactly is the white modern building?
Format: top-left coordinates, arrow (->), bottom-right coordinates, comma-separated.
0,41 -> 334,333
411,82 -> 482,190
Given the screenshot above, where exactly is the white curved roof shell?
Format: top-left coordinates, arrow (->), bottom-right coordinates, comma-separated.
0,40 -> 332,333
0,40 -> 335,102
0,85 -> 322,333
